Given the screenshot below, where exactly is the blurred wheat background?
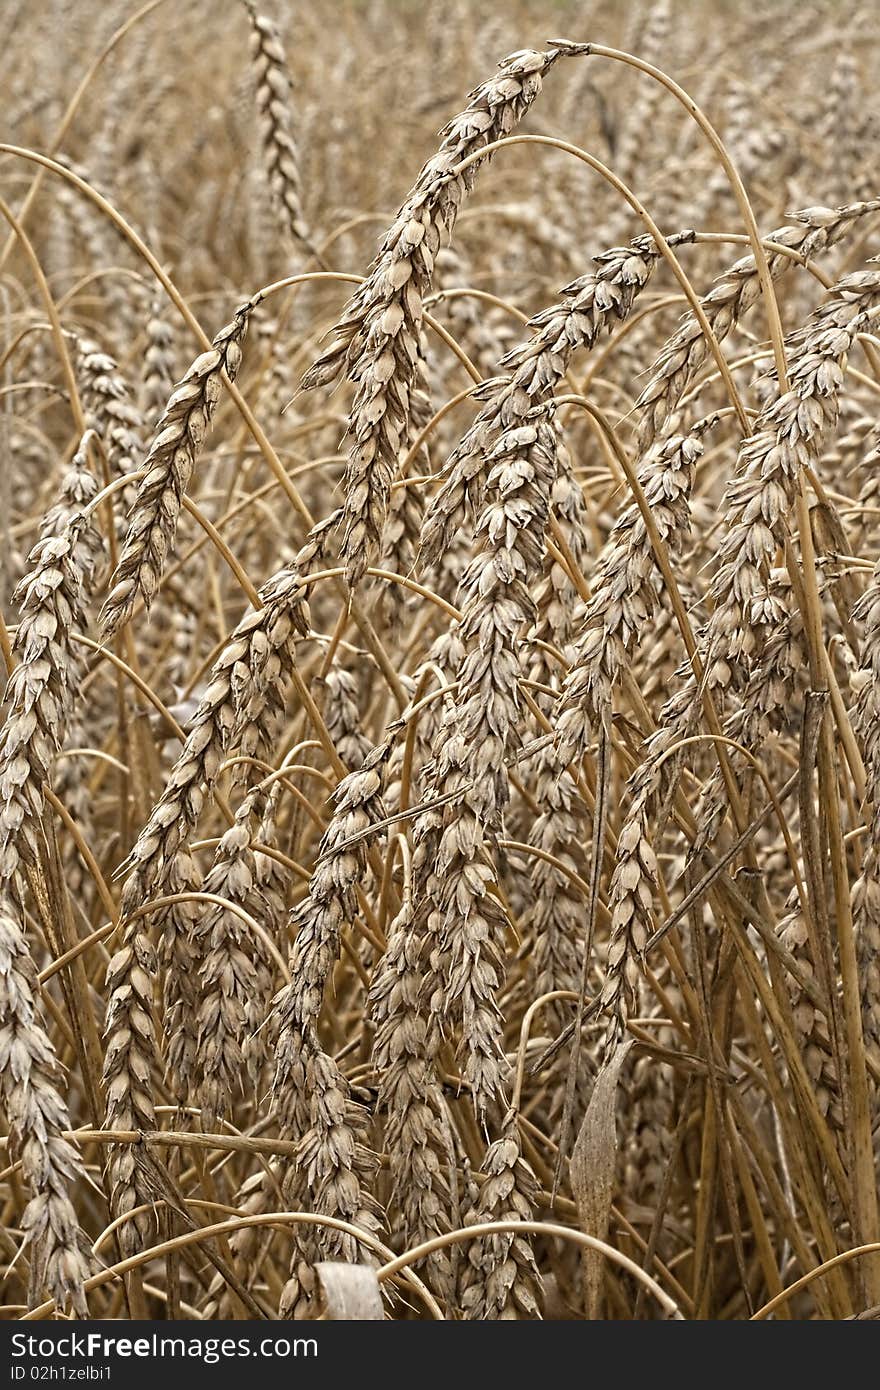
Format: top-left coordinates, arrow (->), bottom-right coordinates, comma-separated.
1,0 -> 880,1321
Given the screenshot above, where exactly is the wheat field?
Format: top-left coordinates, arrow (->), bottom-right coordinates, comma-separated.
1,0 -> 880,1322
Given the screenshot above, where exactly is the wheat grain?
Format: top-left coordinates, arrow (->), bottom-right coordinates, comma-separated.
0,905 -> 91,1316
302,44 -> 584,585
8,0 -> 880,1324
101,300 -> 255,635
245,4 -> 315,259
420,231 -> 695,570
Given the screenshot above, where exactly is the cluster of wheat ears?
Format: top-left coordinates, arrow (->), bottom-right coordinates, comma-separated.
2,0 -> 880,1322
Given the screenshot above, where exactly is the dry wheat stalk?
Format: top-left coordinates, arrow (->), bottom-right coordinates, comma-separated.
102,925 -> 160,1254
393,631 -> 467,830
596,683 -> 698,1052
375,352 -> 432,625
54,156 -> 145,346
302,44 -> 583,585
103,525 -> 324,1250
706,81 -> 784,212
459,1113 -> 541,1319
278,1054 -> 382,1318
599,755 -> 664,1055
851,561 -> 880,1056
321,668 -> 371,770
597,275 -> 880,1055
9,0 -> 880,1325
270,743 -> 391,1310
141,299 -> 176,424
368,893 -> 455,1290
76,337 -> 143,483
525,744 -> 586,1010
704,268 -> 880,699
778,892 -> 843,1125
636,201 -> 880,453
622,1048 -> 677,1242
556,417 -> 713,765
516,442 -> 593,1013
600,262 -> 880,1044
420,231 -> 696,570
243,784 -> 288,1086
0,465 -> 101,885
692,576 -> 808,856
245,3 -> 315,258
0,905 -> 91,1316
156,847 -> 203,1099
273,739 -> 393,1132
115,517 -> 330,916
527,439 -> 592,663
101,300 -> 255,635
195,787 -> 272,1127
413,412 -> 558,1118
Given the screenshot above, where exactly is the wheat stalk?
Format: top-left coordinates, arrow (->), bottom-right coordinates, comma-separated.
0,905 -> 91,1316
245,3 -> 316,259
302,44 -> 584,585
101,300 -> 255,635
